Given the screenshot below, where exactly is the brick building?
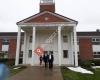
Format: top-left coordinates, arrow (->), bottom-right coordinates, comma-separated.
0,30 -> 100,65
0,0 -> 100,66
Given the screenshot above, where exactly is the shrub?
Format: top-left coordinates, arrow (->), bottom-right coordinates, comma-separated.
0,59 -> 15,66
0,58 -> 23,66
78,60 -> 95,71
79,60 -> 92,68
92,60 -> 100,66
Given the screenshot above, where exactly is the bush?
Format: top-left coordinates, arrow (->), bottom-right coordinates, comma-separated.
0,59 -> 15,66
79,60 -> 92,68
0,59 -> 8,63
92,60 -> 100,66
78,60 -> 95,71
0,58 -> 22,66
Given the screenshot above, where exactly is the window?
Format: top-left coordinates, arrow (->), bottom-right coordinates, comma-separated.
93,52 -> 100,55
77,52 -> 80,55
93,52 -> 100,59
94,52 -> 96,54
63,35 -> 68,42
21,39 -> 24,44
49,51 -> 53,54
98,52 -> 100,54
0,51 -> 8,59
29,36 -> 32,42
92,38 -> 100,45
19,51 -> 23,58
63,50 -> 68,58
28,50 -> 32,58
77,38 -> 79,44
2,39 -> 9,45
92,38 -> 100,42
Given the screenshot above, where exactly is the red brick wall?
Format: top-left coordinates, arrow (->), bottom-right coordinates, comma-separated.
40,4 -> 55,12
26,13 -> 68,23
79,38 -> 93,61
8,39 -> 17,59
0,39 -> 2,51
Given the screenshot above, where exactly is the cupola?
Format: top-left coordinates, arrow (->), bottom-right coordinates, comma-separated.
40,0 -> 55,12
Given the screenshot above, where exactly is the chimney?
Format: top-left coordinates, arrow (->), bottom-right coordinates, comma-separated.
96,29 -> 100,32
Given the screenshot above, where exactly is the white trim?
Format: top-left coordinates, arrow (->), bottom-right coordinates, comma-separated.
18,22 -> 76,27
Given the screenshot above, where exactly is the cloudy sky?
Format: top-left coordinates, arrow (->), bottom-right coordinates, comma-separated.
0,0 -> 100,32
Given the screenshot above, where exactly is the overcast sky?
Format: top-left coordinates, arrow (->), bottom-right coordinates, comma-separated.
0,0 -> 100,32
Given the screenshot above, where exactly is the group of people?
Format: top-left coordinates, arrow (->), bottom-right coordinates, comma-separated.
40,53 -> 54,69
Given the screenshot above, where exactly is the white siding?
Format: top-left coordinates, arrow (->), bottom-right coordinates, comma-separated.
22,30 -> 74,66
92,45 -> 100,52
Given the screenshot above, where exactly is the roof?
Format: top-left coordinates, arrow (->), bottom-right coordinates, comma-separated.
17,11 -> 78,25
0,31 -> 100,37
77,32 -> 100,36
0,32 -> 24,36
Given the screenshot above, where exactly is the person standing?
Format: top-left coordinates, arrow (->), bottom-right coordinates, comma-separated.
39,55 -> 43,66
0,64 -> 10,80
48,53 -> 54,69
43,53 -> 49,68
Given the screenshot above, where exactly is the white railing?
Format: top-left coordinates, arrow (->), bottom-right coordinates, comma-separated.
40,0 -> 54,3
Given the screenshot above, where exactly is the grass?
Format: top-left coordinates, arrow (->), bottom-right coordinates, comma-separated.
9,66 -> 27,76
61,66 -> 100,80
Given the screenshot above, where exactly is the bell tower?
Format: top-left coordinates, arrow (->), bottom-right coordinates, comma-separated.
40,0 -> 55,12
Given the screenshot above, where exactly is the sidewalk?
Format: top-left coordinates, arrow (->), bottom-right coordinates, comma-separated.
9,66 -> 63,80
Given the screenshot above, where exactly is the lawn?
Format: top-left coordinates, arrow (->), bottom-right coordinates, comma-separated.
61,66 -> 100,80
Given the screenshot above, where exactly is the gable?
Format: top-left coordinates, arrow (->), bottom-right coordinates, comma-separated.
17,11 -> 78,25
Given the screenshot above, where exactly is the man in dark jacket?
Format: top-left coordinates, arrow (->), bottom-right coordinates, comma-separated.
43,53 -> 49,68
48,53 -> 54,69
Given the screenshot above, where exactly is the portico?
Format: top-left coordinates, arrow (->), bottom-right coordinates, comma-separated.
15,0 -> 78,66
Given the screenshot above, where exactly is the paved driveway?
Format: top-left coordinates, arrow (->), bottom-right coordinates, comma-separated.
9,66 -> 63,80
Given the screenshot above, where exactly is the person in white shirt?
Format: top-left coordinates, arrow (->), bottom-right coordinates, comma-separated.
48,52 -> 54,69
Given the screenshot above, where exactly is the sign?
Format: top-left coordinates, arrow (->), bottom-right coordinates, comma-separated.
34,47 -> 44,56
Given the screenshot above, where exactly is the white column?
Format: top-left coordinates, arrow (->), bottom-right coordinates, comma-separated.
23,31 -> 27,64
15,27 -> 21,66
73,26 -> 78,67
25,33 -> 30,64
31,27 -> 36,66
58,26 -> 62,66
70,31 -> 74,65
